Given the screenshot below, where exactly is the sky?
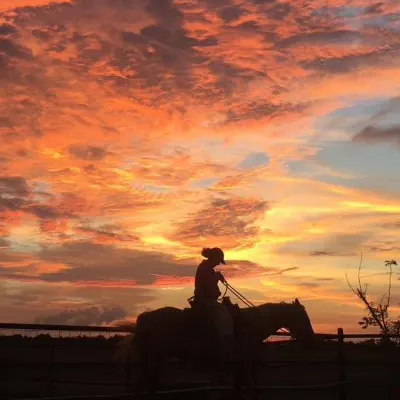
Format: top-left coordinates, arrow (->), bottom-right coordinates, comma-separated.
0,0 -> 400,333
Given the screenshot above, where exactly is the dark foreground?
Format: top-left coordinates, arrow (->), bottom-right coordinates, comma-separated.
1,335 -> 399,400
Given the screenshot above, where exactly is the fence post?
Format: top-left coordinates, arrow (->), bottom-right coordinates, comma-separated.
384,336 -> 396,396
337,328 -> 347,400
125,352 -> 131,393
47,342 -> 55,396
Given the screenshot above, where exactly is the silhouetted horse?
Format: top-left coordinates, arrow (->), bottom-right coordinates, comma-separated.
116,298 -> 314,397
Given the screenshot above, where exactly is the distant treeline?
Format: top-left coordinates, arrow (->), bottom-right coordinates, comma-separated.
0,333 -> 125,349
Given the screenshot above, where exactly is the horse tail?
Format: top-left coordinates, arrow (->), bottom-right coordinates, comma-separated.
114,334 -> 137,364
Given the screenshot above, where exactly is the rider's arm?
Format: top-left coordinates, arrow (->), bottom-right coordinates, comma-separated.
216,271 -> 226,283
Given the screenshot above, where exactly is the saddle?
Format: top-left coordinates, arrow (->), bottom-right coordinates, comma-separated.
221,296 -> 240,318
183,296 -> 240,329
181,297 -> 240,360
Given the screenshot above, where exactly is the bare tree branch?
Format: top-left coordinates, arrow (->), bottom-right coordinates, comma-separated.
346,255 -> 397,337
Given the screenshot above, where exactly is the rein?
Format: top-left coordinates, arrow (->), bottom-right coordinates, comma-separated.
222,280 -> 256,308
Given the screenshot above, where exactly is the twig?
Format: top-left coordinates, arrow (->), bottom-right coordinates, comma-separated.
346,254 -> 387,335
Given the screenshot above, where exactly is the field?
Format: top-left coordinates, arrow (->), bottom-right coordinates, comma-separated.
1,334 -> 399,400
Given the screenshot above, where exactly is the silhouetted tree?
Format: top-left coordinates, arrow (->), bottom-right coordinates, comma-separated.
346,255 -> 399,343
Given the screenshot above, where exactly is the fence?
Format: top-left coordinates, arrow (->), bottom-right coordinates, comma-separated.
0,323 -> 127,337
1,323 -> 400,400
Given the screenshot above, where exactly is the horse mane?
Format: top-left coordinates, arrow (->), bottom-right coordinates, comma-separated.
257,301 -> 304,309
252,301 -> 306,319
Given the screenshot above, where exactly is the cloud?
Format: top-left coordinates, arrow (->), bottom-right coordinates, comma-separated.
213,167 -> 269,190
365,240 -> 400,253
224,101 -> 309,125
0,24 -> 17,35
276,30 -> 364,49
139,25 -> 214,51
38,241 -> 198,284
34,305 -> 127,325
0,1 -> 73,13
0,238 -> 276,287
145,0 -> 183,26
0,176 -> 30,197
0,177 -> 31,223
239,152 -> 269,170
0,37 -> 32,59
302,44 -> 400,75
353,125 -> 400,147
0,177 -> 82,233
1,277 -> 154,322
27,204 -> 64,219
277,233 -> 370,257
296,282 -> 319,289
310,251 -> 338,257
0,197 -> 26,212
381,221 -> 400,229
129,149 -> 228,188
364,2 -> 385,15
171,196 -> 269,248
267,1 -> 292,19
222,261 -> 298,280
217,5 -> 247,22
77,224 -> 139,243
68,145 -> 108,161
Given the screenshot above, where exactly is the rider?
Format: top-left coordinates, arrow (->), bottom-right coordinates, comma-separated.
194,247 -> 226,302
193,247 -> 234,359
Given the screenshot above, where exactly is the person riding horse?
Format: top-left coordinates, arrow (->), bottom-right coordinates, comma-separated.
192,247 -> 235,360
194,247 -> 226,302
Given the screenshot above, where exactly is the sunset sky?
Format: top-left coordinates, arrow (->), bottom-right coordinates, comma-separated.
1,0 -> 400,332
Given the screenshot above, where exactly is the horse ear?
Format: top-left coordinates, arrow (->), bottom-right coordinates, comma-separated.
294,298 -> 300,305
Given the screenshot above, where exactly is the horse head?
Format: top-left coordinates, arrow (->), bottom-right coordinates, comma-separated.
285,298 -> 315,341
256,298 -> 315,342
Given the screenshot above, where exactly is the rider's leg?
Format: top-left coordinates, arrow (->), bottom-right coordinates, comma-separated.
212,303 -> 235,364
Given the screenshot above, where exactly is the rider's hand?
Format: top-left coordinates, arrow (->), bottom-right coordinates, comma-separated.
217,271 -> 226,283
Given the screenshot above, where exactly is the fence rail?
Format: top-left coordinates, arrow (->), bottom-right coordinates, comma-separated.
2,322 -> 400,339
0,323 -> 127,333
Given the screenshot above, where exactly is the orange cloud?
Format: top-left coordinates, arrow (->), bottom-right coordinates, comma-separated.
0,0 -> 72,13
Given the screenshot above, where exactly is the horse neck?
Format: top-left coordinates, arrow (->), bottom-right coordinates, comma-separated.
256,303 -> 292,336
240,303 -> 285,339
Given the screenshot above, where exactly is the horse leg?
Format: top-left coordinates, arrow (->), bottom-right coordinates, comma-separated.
134,342 -> 162,399
132,353 -> 149,397
211,337 -> 232,384
233,341 -> 260,400
233,352 -> 257,400
232,358 -> 245,400
245,345 -> 261,400
145,348 -> 165,399
247,361 -> 259,400
147,361 -> 161,399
